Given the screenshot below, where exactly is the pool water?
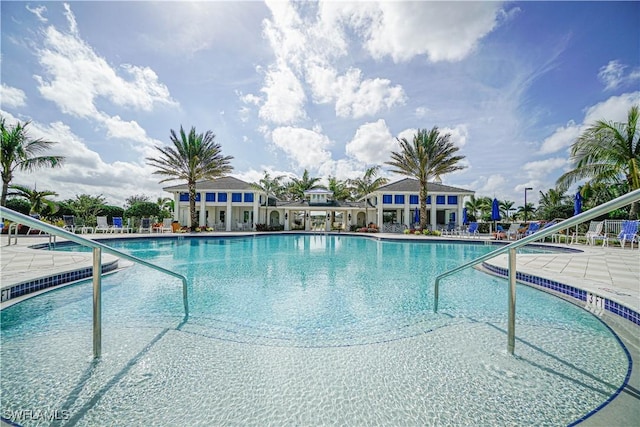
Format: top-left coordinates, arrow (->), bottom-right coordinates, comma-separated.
0,235 -> 629,426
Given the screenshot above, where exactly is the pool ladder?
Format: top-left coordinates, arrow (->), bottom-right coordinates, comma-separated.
0,207 -> 189,359
434,188 -> 640,355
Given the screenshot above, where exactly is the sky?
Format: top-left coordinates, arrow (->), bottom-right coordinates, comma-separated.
1,1 -> 639,208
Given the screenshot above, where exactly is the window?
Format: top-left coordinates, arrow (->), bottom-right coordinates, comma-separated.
409,195 -> 419,205
205,193 -> 215,202
394,195 -> 405,204
382,194 -> 392,204
243,193 -> 254,202
231,193 -> 242,202
436,195 -> 445,205
218,193 -> 228,202
427,196 -> 431,204
179,193 -> 189,202
447,195 -> 458,205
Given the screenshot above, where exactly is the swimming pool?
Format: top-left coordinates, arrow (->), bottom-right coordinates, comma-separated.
0,235 -> 630,426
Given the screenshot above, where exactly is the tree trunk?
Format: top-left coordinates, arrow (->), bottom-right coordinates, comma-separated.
1,180 -> 9,207
189,182 -> 197,231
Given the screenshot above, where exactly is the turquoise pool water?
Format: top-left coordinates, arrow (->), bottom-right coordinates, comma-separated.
0,235 -> 629,426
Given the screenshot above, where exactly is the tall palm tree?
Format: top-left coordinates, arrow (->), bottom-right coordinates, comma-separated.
156,197 -> 174,216
556,105 -> 640,218
147,126 -> 233,230
386,127 -> 466,229
536,187 -> 572,220
1,117 -> 64,206
348,165 -> 389,200
287,169 -> 323,200
251,171 -> 285,224
7,184 -> 59,216
516,203 -> 536,222
477,196 -> 493,220
499,200 -> 515,221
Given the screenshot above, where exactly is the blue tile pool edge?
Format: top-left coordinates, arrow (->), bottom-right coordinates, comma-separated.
0,260 -> 118,304
480,262 -> 636,427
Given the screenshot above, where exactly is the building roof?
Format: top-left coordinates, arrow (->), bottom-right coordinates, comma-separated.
376,178 -> 474,194
163,176 -> 254,192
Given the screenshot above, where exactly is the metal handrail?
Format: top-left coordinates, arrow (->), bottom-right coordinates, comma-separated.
433,188 -> 640,354
1,207 -> 189,358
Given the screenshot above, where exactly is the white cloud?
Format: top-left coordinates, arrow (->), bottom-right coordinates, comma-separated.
32,4 -> 177,121
259,64 -> 307,125
345,119 -> 396,164
357,2 -> 503,63
0,84 -> 27,108
270,126 -> 332,170
333,68 -> 406,118
598,60 -> 640,91
1,110 -> 165,206
522,157 -> 567,180
441,125 -> 469,148
538,121 -> 581,154
26,4 -> 48,23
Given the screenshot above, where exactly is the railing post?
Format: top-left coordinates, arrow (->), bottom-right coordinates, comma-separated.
507,248 -> 516,355
93,247 -> 102,359
434,278 -> 440,313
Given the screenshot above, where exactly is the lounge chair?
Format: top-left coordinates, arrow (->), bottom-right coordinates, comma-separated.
570,221 -> 602,245
160,218 -> 173,233
505,223 -> 521,240
617,220 -> 639,249
62,215 -> 76,233
585,221 -> 606,246
112,217 -> 131,233
95,216 -> 111,233
524,222 -> 541,237
464,222 -> 479,238
139,218 -> 152,233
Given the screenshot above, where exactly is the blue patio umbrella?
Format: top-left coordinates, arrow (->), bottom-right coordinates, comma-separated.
574,192 -> 582,216
491,198 -> 501,221
462,208 -> 468,225
413,207 -> 420,225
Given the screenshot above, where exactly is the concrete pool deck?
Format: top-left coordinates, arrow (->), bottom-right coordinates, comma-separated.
0,231 -> 638,425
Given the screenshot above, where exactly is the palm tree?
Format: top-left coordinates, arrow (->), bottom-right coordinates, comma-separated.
499,200 -> 515,221
1,117 -> 64,206
147,126 -> 233,230
464,195 -> 482,221
287,169 -> 323,200
386,127 -> 466,229
477,196 -> 493,221
537,187 -> 572,220
7,184 -> 58,216
556,105 -> 640,218
348,165 -> 389,200
327,176 -> 351,201
516,203 -> 536,222
251,171 -> 285,224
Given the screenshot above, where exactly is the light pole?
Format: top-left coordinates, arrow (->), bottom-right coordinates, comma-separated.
524,187 -> 533,223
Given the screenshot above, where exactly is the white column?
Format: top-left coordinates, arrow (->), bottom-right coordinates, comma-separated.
173,193 -> 179,221
403,201 -> 410,227
325,211 -> 331,231
199,192 -> 206,227
252,196 -> 259,230
226,192 -> 232,231
305,211 -> 310,231
430,201 -> 437,230
284,209 -> 290,231
377,201 -> 383,227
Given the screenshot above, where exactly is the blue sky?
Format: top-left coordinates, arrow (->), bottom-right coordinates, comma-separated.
1,1 -> 639,207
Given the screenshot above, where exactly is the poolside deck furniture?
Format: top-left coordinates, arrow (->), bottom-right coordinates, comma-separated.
139,218 -> 152,233
617,220 -> 638,249
585,221 -> 607,246
159,218 -> 173,233
62,215 -> 76,233
569,221 -> 601,245
463,222 -> 479,238
95,216 -> 111,233
112,217 -> 131,233
505,223 -> 521,240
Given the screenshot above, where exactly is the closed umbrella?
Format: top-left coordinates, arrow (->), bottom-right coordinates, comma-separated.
462,208 -> 468,225
491,198 -> 501,234
413,207 -> 420,226
573,192 -> 582,242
